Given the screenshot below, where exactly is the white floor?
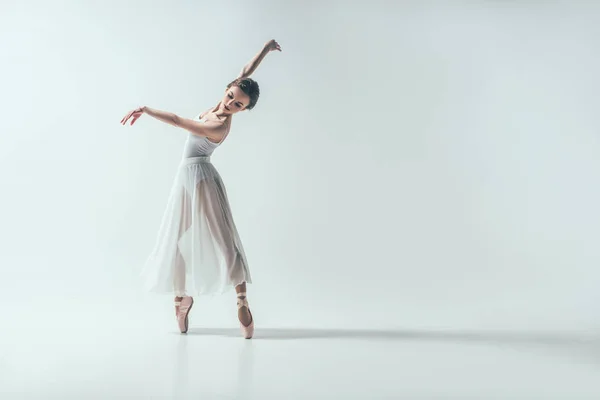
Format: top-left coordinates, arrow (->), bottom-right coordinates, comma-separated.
2,302 -> 600,400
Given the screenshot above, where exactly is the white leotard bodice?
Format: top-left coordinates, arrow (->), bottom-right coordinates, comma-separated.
181,114 -> 225,158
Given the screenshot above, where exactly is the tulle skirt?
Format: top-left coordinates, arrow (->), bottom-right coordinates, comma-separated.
141,156 -> 252,296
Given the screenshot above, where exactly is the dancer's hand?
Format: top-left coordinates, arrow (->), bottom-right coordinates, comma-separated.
265,39 -> 282,52
121,107 -> 145,126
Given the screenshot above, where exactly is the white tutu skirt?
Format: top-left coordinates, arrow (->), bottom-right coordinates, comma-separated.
141,156 -> 252,296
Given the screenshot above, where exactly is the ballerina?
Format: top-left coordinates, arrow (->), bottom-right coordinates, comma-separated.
121,39 -> 282,338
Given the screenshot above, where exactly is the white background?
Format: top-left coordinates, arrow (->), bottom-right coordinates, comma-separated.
1,0 -> 600,329
1,1 -> 600,397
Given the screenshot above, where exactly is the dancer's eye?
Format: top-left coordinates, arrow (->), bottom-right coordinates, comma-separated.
228,93 -> 234,99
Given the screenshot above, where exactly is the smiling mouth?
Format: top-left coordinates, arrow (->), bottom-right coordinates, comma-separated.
224,104 -> 230,111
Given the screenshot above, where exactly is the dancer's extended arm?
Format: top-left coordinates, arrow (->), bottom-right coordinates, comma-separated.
120,106 -> 226,142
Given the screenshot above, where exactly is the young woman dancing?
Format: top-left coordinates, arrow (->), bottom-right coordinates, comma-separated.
121,39 -> 282,339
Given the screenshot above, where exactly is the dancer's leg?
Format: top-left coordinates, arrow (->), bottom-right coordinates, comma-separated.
197,180 -> 251,326
174,188 -> 192,310
196,180 -> 247,283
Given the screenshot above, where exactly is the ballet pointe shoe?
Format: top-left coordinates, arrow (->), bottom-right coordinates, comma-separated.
236,292 -> 254,339
177,296 -> 194,334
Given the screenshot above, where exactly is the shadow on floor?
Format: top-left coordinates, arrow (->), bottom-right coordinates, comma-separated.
183,327 -> 600,365
184,326 -> 596,344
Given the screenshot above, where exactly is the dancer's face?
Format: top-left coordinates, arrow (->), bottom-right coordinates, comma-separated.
220,85 -> 250,115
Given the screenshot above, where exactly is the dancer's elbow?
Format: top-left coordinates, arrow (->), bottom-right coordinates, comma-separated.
171,114 -> 182,127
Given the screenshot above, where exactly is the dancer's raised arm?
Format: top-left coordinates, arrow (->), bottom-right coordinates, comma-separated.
237,39 -> 282,79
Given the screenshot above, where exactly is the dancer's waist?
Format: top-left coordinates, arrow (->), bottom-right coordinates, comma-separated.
181,156 -> 212,165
